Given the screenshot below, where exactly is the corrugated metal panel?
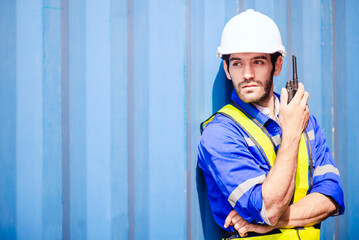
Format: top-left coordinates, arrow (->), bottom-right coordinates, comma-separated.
0,0 -> 358,239
345,0 -> 359,236
0,0 -> 16,239
335,0 -> 359,239
68,0 -> 88,239
16,1 -> 44,239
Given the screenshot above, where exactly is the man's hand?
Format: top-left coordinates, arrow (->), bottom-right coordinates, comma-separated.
279,83 -> 310,139
224,210 -> 274,237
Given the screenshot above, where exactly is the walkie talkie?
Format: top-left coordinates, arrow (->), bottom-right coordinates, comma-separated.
286,55 -> 298,103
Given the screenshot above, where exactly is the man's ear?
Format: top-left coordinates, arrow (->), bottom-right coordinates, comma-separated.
273,56 -> 283,77
223,60 -> 232,80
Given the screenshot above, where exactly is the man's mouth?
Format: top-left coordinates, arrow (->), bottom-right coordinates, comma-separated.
242,83 -> 259,89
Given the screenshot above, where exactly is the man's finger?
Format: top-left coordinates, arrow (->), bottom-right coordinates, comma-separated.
297,82 -> 305,95
301,91 -> 309,106
224,210 -> 237,228
234,221 -> 246,231
280,88 -> 288,106
293,83 -> 305,102
231,214 -> 242,225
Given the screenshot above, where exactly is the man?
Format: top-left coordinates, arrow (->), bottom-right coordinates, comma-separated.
197,9 -> 344,239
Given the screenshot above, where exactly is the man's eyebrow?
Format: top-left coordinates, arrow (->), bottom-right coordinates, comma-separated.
229,57 -> 242,61
229,55 -> 268,61
253,56 -> 268,60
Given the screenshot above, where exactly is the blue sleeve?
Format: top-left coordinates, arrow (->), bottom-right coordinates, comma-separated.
308,116 -> 345,214
198,115 -> 268,226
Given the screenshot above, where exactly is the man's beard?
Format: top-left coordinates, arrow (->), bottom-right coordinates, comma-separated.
235,75 -> 273,104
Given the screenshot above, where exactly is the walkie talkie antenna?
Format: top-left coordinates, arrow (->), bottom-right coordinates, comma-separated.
292,55 -> 298,87
286,55 -> 299,103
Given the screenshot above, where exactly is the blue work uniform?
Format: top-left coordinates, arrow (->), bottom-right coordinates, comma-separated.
197,89 -> 345,232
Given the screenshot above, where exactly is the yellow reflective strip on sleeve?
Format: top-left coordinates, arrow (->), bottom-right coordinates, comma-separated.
218,105 -> 277,166
293,135 -> 310,204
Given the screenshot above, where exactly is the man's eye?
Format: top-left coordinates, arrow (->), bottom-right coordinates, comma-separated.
254,60 -> 264,64
232,62 -> 242,66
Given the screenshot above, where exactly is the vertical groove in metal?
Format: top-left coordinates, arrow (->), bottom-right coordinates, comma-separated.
186,0 -> 191,239
332,0 -> 338,237
127,0 -> 134,239
110,0 -> 129,238
68,0 -> 87,238
332,1 -> 337,162
42,2 -> 63,237
61,0 -> 70,239
318,1 -> 336,237
333,0 -> 348,238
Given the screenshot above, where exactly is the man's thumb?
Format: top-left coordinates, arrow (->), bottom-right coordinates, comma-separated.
238,227 -> 248,238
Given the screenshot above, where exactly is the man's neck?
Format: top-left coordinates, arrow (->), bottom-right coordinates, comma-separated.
255,93 -> 275,116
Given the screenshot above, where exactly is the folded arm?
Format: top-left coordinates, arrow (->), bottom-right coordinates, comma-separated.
276,192 -> 337,228
225,192 -> 337,237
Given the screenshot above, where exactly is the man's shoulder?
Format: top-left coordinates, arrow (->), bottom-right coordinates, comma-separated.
198,112 -> 253,169
202,112 -> 244,137
200,112 -> 248,149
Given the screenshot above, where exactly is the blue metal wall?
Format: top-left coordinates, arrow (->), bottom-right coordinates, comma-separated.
0,0 -> 358,239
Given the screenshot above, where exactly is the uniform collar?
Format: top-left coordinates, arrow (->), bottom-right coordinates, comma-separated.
252,95 -> 280,123
230,89 -> 280,125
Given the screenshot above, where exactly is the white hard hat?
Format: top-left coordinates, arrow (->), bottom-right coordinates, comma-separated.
217,9 -> 286,58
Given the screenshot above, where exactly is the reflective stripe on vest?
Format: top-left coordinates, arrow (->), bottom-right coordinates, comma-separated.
223,227 -> 320,240
202,104 -> 317,239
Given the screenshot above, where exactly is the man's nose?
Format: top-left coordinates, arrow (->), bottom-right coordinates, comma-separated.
243,64 -> 254,80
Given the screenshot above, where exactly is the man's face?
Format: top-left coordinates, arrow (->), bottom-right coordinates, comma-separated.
223,52 -> 282,105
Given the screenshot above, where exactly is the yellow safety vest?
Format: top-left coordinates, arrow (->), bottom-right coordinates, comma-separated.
202,104 -> 320,240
